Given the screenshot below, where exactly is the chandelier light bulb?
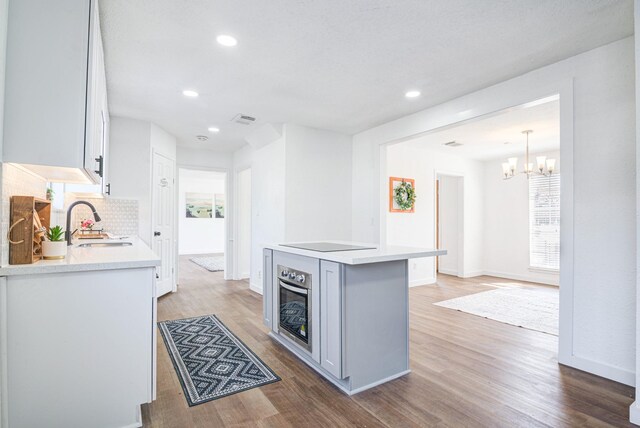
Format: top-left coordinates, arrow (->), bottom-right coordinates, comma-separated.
546,158 -> 556,174
502,162 -> 511,178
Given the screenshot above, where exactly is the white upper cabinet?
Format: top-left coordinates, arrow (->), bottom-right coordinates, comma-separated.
3,0 -> 109,186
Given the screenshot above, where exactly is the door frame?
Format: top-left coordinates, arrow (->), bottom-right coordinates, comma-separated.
177,164 -> 233,280
376,81 -> 576,379
233,166 -> 251,281
434,171 -> 464,278
151,148 -> 177,294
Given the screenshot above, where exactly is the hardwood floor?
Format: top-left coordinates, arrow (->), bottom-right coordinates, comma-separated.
141,257 -> 635,427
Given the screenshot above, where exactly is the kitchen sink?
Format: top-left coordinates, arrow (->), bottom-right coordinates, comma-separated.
76,242 -> 133,248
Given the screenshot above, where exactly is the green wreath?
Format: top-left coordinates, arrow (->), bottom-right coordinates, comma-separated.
394,180 -> 416,211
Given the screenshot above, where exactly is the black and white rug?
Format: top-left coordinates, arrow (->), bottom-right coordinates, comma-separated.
158,314 -> 280,406
190,255 -> 224,272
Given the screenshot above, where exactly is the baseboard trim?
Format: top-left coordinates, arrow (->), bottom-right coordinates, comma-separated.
437,268 -> 459,276
559,354 -> 635,387
409,277 -> 436,287
249,282 -> 263,295
629,400 -> 640,425
461,270 -> 484,278
349,370 -> 412,395
482,270 -> 559,286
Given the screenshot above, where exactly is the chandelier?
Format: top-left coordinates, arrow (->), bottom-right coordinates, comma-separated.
502,130 -> 556,179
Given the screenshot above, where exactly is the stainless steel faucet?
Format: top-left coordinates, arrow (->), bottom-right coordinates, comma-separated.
65,201 -> 102,246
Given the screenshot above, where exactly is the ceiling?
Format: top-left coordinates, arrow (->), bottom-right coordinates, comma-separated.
403,97 -> 560,161
100,0 -> 632,153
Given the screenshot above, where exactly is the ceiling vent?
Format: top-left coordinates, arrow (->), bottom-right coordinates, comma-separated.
196,135 -> 209,142
231,114 -> 256,125
443,141 -> 462,147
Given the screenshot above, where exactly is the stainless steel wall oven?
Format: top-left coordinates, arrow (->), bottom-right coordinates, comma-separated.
277,265 -> 312,352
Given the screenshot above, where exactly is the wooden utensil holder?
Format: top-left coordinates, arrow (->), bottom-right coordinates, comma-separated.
8,196 -> 51,264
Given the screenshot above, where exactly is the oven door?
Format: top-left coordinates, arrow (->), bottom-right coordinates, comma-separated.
278,279 -> 311,352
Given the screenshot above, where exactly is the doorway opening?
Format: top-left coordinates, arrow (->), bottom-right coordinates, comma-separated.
382,94 -> 561,344
178,168 -> 227,275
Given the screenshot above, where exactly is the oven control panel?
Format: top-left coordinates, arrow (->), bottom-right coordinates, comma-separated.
277,265 -> 309,288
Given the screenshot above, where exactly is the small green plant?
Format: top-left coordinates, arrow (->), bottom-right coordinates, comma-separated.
47,225 -> 65,242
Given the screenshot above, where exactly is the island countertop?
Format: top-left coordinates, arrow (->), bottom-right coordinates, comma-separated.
264,241 -> 446,265
0,237 -> 160,276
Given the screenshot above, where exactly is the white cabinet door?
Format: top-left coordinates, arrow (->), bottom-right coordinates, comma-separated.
263,249 -> 273,328
152,151 -> 176,297
320,260 -> 344,379
3,0 -> 108,185
84,0 -> 106,183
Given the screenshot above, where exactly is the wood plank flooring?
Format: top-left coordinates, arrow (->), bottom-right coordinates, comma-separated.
141,257 -> 635,427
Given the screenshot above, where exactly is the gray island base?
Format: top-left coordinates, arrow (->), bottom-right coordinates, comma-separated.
263,242 -> 445,395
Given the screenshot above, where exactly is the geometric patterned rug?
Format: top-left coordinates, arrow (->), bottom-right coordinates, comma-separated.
158,314 -> 280,406
190,255 -> 225,272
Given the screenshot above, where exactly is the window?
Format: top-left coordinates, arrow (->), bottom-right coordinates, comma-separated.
529,175 -> 560,270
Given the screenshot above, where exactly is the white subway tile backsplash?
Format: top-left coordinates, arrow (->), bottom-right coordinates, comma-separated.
64,196 -> 138,237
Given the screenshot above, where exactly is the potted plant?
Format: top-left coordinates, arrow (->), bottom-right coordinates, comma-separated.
42,225 -> 67,260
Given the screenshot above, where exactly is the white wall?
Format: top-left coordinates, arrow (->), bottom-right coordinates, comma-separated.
150,123 -> 177,161
353,38 -> 636,386
250,138 -> 286,291
232,123 -> 352,292
178,169 -> 225,255
109,117 -> 176,245
177,148 -> 232,171
109,117 -> 152,243
284,124 -> 352,242
483,150 -> 560,285
438,175 -> 462,276
236,168 -> 251,279
385,143 -> 484,286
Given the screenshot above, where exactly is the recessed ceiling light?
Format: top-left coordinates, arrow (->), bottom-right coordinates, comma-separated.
216,34 -> 237,47
196,135 -> 208,142
405,90 -> 421,98
182,90 -> 199,97
208,127 -> 220,133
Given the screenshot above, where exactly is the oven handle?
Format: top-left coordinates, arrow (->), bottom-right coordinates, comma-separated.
279,280 -> 308,296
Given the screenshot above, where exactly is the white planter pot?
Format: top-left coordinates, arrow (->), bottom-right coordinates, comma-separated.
42,241 -> 67,260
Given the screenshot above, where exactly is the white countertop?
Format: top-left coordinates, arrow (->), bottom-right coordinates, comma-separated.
0,237 -> 160,276
264,241 -> 446,265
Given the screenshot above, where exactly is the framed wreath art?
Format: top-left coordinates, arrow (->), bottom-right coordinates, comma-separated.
389,177 -> 416,213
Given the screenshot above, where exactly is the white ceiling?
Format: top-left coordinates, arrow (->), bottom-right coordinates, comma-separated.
403,97 -> 560,161
99,0 -> 632,153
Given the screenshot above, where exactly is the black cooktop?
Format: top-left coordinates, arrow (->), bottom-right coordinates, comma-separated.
280,242 -> 377,252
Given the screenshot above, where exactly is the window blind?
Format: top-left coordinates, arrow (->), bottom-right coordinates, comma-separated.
529,175 -> 560,270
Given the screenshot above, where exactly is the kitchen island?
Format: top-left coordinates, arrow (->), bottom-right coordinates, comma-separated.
0,237 -> 160,428
263,241 -> 445,395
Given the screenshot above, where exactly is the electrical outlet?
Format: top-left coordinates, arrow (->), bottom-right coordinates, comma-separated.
258,270 -> 262,280
412,263 -> 417,270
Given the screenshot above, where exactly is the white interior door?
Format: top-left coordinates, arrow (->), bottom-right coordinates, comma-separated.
152,151 -> 176,297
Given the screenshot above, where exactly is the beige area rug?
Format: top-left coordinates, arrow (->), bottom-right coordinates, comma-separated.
434,287 -> 559,335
